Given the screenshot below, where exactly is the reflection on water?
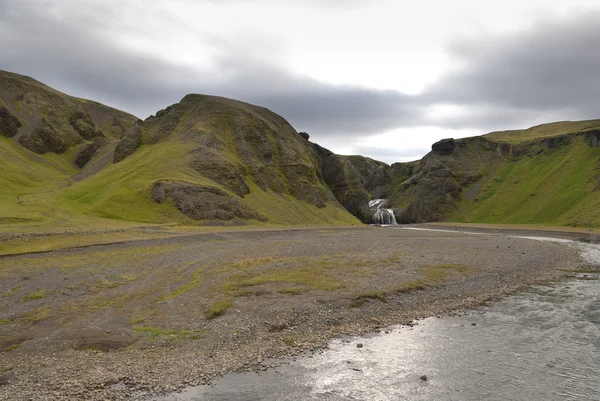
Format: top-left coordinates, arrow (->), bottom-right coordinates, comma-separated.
159,272 -> 600,401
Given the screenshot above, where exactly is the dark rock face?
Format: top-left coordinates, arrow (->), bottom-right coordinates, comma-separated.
113,125 -> 142,163
585,130 -> 600,147
298,131 -> 310,140
432,138 -> 456,155
69,110 -> 103,140
314,144 -> 370,221
0,106 -> 21,138
395,137 -> 505,223
151,181 -> 266,221
75,137 -> 107,168
19,119 -> 73,154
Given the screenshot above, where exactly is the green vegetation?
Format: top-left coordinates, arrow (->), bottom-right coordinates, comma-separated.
485,120 -> 600,144
0,70 -> 358,248
0,318 -> 10,326
451,137 -> 600,227
204,297 -> 234,319
349,264 -> 469,307
2,286 -> 22,298
22,290 -> 47,301
156,262 -> 205,302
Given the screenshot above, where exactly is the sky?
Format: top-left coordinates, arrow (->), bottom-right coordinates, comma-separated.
2,0 -> 600,163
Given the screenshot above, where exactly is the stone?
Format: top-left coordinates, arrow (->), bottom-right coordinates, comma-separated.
431,138 -> 456,155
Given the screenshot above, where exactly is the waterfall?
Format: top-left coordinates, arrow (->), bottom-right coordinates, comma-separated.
368,199 -> 397,225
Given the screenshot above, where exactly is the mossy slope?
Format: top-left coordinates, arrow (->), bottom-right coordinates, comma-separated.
0,71 -> 358,227
392,123 -> 600,228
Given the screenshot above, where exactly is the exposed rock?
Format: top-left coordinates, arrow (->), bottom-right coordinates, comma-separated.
19,119 -> 74,154
0,373 -> 12,386
151,180 -> 266,221
69,110 -> 104,140
585,130 -> 600,147
190,148 -> 250,198
114,125 -> 142,163
314,144 -> 370,221
75,136 -> 107,168
394,137 -> 504,223
432,138 -> 456,155
298,131 -> 310,140
0,105 -> 21,138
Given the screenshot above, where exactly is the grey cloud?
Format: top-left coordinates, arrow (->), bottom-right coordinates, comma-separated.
2,0 -> 600,164
349,145 -> 427,164
0,0 -> 420,140
424,12 -> 600,129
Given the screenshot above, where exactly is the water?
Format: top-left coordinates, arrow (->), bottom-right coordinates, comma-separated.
159,237 -> 600,401
369,199 -> 397,225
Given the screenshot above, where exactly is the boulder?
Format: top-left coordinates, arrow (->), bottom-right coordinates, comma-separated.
19,120 -> 73,154
69,110 -> 103,140
0,106 -> 21,138
114,126 -> 142,163
151,181 -> 266,221
75,136 -> 107,168
432,138 -> 456,155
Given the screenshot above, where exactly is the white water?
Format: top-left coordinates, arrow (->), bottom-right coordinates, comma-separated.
368,199 -> 397,225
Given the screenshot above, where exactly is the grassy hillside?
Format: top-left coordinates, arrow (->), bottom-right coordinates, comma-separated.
485,120 -> 600,144
393,121 -> 600,228
451,135 -> 600,227
0,72 -> 359,231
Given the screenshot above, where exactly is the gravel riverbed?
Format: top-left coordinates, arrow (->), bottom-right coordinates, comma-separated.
0,225 -> 595,400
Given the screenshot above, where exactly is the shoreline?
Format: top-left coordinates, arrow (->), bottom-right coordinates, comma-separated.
1,226 -> 598,400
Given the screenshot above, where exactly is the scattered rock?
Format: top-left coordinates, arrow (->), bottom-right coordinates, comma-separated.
420,375 -> 428,381
0,373 -> 12,386
356,343 -> 363,348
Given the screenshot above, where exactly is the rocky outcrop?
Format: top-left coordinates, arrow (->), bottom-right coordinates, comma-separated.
585,130 -> 600,147
75,136 -> 107,168
19,119 -> 80,154
0,106 -> 21,138
313,144 -> 370,221
431,138 -> 456,155
151,181 -> 266,221
394,137 -> 508,223
113,125 -> 142,163
69,110 -> 103,140
140,95 -> 337,212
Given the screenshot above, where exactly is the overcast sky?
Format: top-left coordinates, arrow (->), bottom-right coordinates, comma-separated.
2,0 -> 600,162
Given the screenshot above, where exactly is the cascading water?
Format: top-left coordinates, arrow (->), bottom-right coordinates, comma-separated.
368,199 -> 397,225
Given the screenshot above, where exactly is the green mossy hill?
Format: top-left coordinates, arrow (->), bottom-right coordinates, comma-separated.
0,74 -> 357,227
392,123 -> 600,228
100,94 -> 356,225
0,70 -> 138,163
